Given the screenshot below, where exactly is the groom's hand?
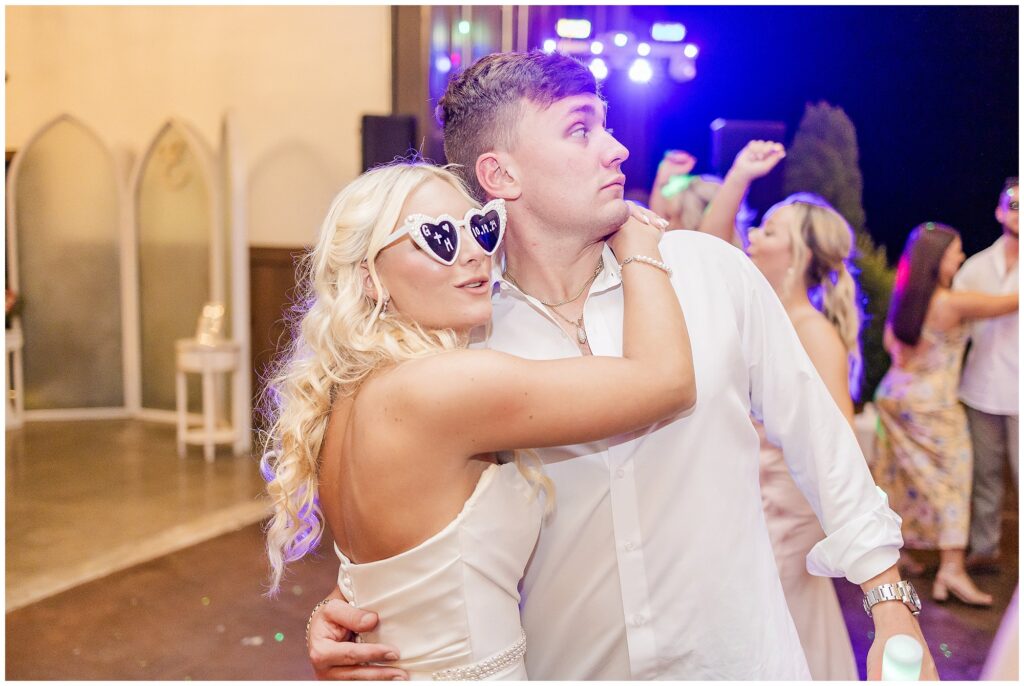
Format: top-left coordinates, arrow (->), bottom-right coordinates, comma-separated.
308,595 -> 409,680
865,601 -> 938,680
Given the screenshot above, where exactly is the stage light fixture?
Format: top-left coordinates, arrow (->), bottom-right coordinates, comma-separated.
458,20 -> 471,35
651,23 -> 686,42
637,42 -> 651,57
435,55 -> 452,74
614,33 -> 629,47
543,39 -> 557,54
628,58 -> 653,83
556,18 -> 592,40
589,58 -> 609,81
590,41 -> 604,55
683,43 -> 699,59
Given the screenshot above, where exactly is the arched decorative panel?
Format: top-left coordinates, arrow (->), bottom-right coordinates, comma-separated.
134,120 -> 219,412
7,116 -> 124,411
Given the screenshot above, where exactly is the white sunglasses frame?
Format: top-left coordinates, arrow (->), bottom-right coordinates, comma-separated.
380,198 -> 507,266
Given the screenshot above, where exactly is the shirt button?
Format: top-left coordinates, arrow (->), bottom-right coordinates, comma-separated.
615,468 -> 625,479
624,541 -> 636,551
631,614 -> 646,627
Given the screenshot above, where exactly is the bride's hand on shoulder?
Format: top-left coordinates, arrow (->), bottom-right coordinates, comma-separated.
609,201 -> 668,259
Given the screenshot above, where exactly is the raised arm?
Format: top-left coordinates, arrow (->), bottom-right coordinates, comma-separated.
393,215 -> 695,455
648,149 -> 696,220
698,140 -> 785,242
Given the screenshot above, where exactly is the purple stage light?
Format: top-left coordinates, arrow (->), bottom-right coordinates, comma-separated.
637,42 -> 651,57
589,57 -> 609,80
556,18 -> 591,40
435,55 -> 452,74
683,43 -> 699,59
614,32 -> 629,47
628,58 -> 653,83
651,22 -> 686,42
543,38 -> 557,54
591,41 -> 604,55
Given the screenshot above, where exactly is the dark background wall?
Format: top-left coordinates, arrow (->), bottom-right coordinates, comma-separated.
526,5 -> 1018,260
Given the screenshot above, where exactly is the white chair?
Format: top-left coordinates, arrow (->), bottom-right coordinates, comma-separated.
6,328 -> 24,430
175,338 -> 241,461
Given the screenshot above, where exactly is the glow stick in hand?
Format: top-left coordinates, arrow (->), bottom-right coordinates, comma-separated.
881,634 -> 924,681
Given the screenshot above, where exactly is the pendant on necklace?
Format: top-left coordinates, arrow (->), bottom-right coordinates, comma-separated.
576,323 -> 588,345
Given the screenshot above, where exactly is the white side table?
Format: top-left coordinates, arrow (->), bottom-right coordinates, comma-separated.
175,338 -> 240,462
6,328 -> 24,430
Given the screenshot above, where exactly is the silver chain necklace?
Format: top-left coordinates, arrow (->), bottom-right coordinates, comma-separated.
503,258 -> 603,346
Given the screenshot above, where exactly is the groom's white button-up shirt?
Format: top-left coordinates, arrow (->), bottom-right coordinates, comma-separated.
482,230 -> 903,679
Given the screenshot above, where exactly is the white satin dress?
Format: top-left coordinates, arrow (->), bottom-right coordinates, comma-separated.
334,462 -> 543,680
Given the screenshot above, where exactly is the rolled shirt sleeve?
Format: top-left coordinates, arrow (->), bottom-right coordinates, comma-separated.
737,253 -> 904,584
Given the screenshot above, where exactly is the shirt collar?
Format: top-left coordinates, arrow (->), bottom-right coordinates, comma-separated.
493,242 -> 623,299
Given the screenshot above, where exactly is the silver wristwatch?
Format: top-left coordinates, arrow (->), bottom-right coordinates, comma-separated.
862,580 -> 921,617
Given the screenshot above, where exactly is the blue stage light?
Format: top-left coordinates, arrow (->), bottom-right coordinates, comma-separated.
590,41 -> 604,55
542,39 -> 557,54
683,43 -> 699,59
435,55 -> 452,74
637,42 -> 651,57
556,19 -> 592,40
628,58 -> 653,83
614,33 -> 629,48
589,58 -> 609,80
651,23 -> 686,42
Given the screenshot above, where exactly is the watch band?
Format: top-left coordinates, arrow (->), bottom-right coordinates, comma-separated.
862,580 -> 921,617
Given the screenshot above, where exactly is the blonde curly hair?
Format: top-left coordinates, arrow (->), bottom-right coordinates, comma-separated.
259,162 -> 550,595
768,193 -> 864,399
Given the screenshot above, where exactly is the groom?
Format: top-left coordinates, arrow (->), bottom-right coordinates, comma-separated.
306,51 -> 935,680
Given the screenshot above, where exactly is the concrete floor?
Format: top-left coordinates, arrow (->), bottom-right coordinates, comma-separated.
5,420 -> 268,611
4,420 -> 1019,679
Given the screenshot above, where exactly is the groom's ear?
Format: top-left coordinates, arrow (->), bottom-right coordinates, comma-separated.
476,151 -> 521,201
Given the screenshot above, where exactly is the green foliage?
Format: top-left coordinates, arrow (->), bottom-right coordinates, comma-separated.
784,101 -> 893,404
854,233 -> 894,404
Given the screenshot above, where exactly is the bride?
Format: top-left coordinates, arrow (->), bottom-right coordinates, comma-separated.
260,161 -> 695,679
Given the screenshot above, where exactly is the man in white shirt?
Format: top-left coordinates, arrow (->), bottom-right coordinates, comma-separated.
954,178 -> 1019,571
306,51 -> 935,680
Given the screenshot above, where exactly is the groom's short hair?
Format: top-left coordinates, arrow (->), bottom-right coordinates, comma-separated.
436,50 -> 598,201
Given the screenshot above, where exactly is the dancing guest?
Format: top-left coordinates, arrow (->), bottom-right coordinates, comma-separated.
699,140 -> 859,680
872,222 -> 1018,606
647,148 -> 753,246
955,178 -> 1019,572
261,161 -> 694,679
308,51 -> 936,680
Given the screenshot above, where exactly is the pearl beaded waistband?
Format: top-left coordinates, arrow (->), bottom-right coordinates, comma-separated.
431,631 -> 527,680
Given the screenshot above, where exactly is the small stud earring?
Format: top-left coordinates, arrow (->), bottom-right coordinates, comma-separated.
378,296 -> 390,320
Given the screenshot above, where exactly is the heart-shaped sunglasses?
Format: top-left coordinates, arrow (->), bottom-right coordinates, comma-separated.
380,198 -> 506,266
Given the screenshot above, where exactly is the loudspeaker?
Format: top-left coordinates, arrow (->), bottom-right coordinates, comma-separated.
710,119 -> 786,217
361,114 -> 417,172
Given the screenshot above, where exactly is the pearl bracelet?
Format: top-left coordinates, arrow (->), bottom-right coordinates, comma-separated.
620,255 -> 673,277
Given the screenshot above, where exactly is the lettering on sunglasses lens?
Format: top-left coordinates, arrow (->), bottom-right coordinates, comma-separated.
422,222 -> 455,256
471,219 -> 498,237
